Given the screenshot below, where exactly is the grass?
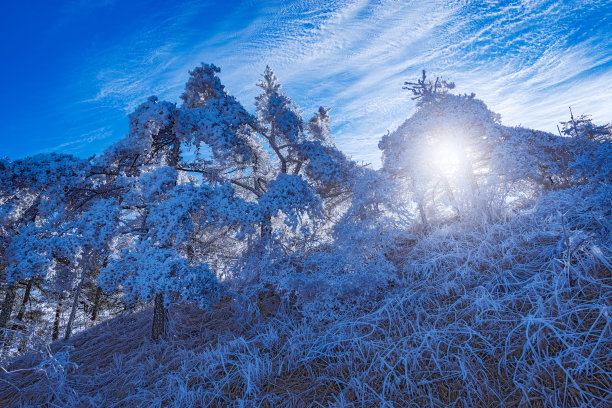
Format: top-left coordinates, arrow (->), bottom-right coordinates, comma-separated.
0,186 -> 610,407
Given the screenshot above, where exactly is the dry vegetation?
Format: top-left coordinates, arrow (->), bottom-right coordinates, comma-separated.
1,183 -> 610,407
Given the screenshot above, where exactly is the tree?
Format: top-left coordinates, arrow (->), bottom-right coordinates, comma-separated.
57,198 -> 120,340
379,86 -> 502,226
403,69 -> 455,107
0,154 -> 90,348
0,63 -> 363,345
94,63 -> 364,338
99,167 -> 258,339
558,108 -> 612,183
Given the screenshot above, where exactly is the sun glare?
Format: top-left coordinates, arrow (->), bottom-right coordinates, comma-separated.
431,141 -> 460,176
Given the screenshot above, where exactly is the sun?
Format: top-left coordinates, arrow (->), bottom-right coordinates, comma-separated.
430,140 -> 460,176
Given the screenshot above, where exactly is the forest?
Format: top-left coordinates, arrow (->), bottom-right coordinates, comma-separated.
0,64 -> 610,407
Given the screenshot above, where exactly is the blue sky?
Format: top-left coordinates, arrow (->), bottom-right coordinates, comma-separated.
1,0 -> 610,166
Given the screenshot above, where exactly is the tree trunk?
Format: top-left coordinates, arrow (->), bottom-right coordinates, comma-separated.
91,286 -> 103,321
2,280 -> 34,352
52,298 -> 62,341
151,293 -> 168,340
15,280 -> 32,323
0,284 -> 17,330
64,268 -> 87,341
417,201 -> 429,231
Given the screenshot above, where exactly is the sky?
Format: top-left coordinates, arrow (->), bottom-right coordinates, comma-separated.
1,0 -> 610,166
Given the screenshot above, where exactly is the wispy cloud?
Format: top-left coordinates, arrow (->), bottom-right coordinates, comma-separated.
78,0 -> 612,166
41,127 -> 114,155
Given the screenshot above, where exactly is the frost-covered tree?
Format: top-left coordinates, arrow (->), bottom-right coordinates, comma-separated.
57,198 -> 120,340
0,154 -> 90,346
94,63 -> 361,337
178,63 -> 269,192
255,66 -> 304,176
176,64 -> 356,249
385,71 -> 594,229
0,152 -> 127,346
381,70 -> 612,240
379,88 -> 502,226
1,62 -> 364,346
558,108 -> 612,182
403,69 -> 455,107
99,166 -> 261,339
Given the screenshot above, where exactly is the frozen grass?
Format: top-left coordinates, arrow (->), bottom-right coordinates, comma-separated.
0,185 -> 610,407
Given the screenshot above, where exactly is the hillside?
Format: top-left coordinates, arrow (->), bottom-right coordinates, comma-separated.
1,180 -> 610,406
